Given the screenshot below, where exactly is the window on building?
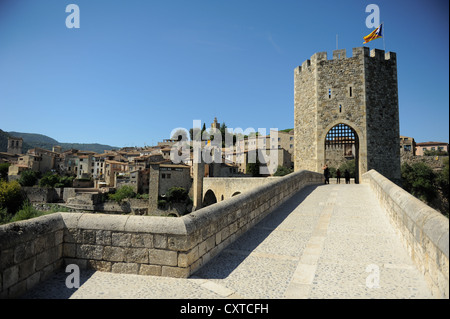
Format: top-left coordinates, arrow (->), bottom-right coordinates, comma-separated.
339,104 -> 342,113
328,88 -> 332,99
349,86 -> 352,97
290,144 -> 293,148
162,174 -> 166,179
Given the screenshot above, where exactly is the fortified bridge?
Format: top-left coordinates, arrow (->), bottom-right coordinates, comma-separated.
1,169 -> 448,299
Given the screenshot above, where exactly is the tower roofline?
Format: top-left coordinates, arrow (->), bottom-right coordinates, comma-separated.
295,47 -> 396,73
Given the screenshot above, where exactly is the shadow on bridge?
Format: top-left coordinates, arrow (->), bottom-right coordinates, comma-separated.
192,184 -> 320,280
21,267 -> 96,299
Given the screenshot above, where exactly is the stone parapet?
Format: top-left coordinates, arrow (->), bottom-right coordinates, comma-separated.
363,170 -> 449,298
0,214 -> 65,298
1,170 -> 323,298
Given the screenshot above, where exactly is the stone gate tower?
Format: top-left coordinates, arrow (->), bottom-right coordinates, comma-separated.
294,47 -> 401,183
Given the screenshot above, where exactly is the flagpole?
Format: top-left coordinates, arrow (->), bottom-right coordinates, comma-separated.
382,22 -> 386,51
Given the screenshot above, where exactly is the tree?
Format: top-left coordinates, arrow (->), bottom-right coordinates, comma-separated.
339,160 -> 356,178
0,180 -> 23,218
39,173 -> 60,188
108,185 -> 136,203
273,166 -> 293,176
18,170 -> 39,187
0,163 -> 10,180
246,158 -> 261,177
401,162 -> 437,204
166,187 -> 189,203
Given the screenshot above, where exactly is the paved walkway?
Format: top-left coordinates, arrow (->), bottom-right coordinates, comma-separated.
22,184 -> 433,299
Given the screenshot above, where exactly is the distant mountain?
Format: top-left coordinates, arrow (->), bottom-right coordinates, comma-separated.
1,130 -> 119,154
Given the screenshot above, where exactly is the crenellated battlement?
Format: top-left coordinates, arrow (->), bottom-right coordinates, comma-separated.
295,47 -> 396,73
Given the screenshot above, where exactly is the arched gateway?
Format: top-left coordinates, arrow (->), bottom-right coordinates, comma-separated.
324,123 -> 359,183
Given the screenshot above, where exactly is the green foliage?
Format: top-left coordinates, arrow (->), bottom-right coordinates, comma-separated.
108,185 -> 136,203
0,180 -> 23,218
273,166 -> 293,176
166,187 -> 189,203
9,201 -> 41,223
339,160 -> 356,178
423,149 -> 448,156
39,173 -> 74,188
328,167 -> 337,178
158,199 -> 167,209
246,159 -> 262,177
18,170 -> 40,187
0,163 -> 10,180
401,162 -> 437,203
135,193 -> 149,200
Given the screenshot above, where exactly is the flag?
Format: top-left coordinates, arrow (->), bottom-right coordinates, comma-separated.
363,24 -> 383,44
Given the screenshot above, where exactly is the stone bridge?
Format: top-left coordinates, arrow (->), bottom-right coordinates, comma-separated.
1,170 -> 448,299
202,177 -> 280,206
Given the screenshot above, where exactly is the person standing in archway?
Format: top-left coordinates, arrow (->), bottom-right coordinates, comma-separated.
336,169 -> 341,184
344,169 -> 350,184
322,164 -> 330,184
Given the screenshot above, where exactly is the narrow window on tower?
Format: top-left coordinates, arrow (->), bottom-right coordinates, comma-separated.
328,88 -> 332,99
349,86 -> 352,97
339,104 -> 342,113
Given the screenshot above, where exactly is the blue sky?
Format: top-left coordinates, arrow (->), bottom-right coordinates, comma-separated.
0,0 -> 448,147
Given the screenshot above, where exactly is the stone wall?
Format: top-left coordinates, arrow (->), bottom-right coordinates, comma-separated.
0,214 -> 65,298
22,187 -> 61,203
0,169 -> 323,298
362,170 -> 449,298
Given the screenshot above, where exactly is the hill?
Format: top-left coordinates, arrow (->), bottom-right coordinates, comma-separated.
1,130 -> 119,154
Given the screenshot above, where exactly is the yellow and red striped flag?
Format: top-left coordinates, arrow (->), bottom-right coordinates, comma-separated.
363,24 -> 383,44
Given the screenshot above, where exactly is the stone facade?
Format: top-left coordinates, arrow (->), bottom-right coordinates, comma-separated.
294,47 -> 401,183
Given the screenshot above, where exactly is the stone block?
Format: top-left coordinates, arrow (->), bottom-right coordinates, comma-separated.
77,214 -> 129,232
131,233 -> 153,248
14,241 -> 34,264
178,246 -> 199,268
125,248 -> 148,263
77,244 -> 103,260
63,243 -> 76,258
153,234 -> 167,249
112,232 -> 131,247
139,264 -> 162,276
18,257 -> 36,281
87,260 -> 111,272
3,265 -> 18,289
35,250 -> 51,271
103,246 -> 125,262
149,249 -> 178,266
111,262 -> 139,274
96,230 -> 112,246
81,230 -> 96,245
161,266 -> 190,278
168,235 -> 192,251
0,249 -> 14,270
55,230 -> 64,245
26,272 -> 40,290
